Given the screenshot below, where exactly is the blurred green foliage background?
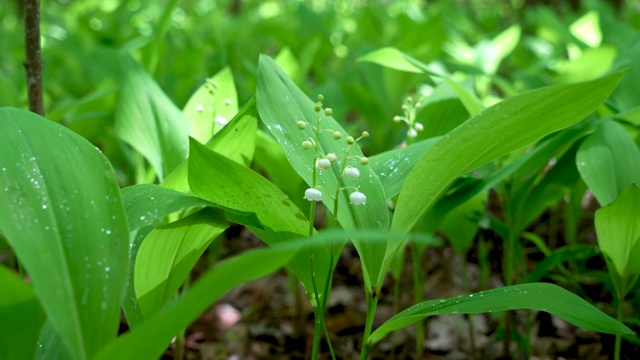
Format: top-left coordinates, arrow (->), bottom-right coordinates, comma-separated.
2,0 -> 640,183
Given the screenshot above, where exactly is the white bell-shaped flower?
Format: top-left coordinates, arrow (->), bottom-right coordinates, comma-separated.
304,188 -> 323,201
344,166 -> 360,178
316,158 -> 331,170
349,191 -> 366,205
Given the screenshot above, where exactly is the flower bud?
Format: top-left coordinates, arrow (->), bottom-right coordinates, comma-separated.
360,157 -> 369,165
346,136 -> 355,145
361,131 -> 369,139
325,153 -> 337,162
324,108 -> 333,116
302,140 -> 313,150
304,188 -> 323,201
314,103 -> 322,112
317,94 -> 324,102
415,122 -> 424,132
349,191 -> 366,205
296,121 -> 306,130
408,129 -> 418,138
333,131 -> 342,140
316,158 -> 331,170
393,116 -> 403,122
344,166 -> 360,178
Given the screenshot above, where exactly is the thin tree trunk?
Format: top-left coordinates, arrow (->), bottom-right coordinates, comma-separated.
24,0 -> 45,116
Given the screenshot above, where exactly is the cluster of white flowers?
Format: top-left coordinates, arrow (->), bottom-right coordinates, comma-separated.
299,95 -> 369,206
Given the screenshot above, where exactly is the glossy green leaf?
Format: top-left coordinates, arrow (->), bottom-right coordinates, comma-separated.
576,119 -> 640,206
367,283 -> 633,348
115,56 -> 190,180
120,184 -> 260,326
252,129 -> 307,211
0,108 -> 129,360
36,320 -> 72,360
93,245 -> 299,360
368,137 -> 440,199
162,98 -> 258,193
391,71 -> 626,250
595,184 -> 640,295
256,55 -> 390,288
0,266 -> 45,360
183,67 -> 238,143
187,139 -> 335,299
135,208 -> 228,316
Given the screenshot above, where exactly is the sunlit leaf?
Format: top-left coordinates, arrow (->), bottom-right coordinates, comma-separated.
576,119 -> 640,206
135,208 -> 228,316
115,55 -> 190,180
183,67 -> 238,143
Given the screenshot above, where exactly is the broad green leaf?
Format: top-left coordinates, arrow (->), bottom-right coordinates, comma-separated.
120,184 -> 260,327
357,47 -> 424,73
358,47 -> 446,76
478,24 -> 521,75
120,184 -> 211,327
442,78 -> 484,116
391,71 -> 626,252
187,139 -> 334,299
93,245 -> 299,360
162,98 -> 258,193
557,46 -> 617,84
526,245 -> 597,283
511,143 -> 581,235
121,184 -> 211,232
182,67 -> 239,143
36,320 -> 72,360
367,283 -> 633,348
0,108 -> 129,360
0,266 -> 45,360
115,55 -> 190,181
576,119 -> 640,205
135,208 -> 228,316
595,184 -> 640,295
252,129 -> 307,211
439,193 -> 485,255
257,55 -> 390,289
368,137 -> 440,199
